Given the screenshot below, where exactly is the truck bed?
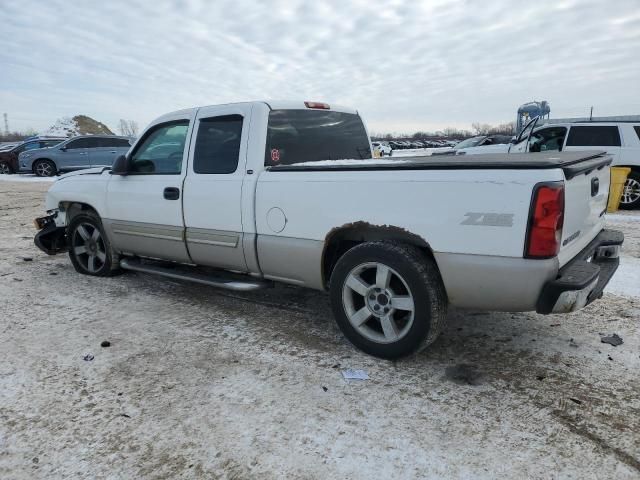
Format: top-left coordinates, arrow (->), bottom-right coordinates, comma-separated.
268,151 -> 612,180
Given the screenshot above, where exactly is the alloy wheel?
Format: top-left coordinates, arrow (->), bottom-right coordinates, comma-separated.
35,162 -> 54,177
342,262 -> 415,344
72,223 -> 107,273
621,177 -> 640,205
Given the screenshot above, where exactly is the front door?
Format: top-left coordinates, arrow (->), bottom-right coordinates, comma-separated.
104,114 -> 194,263
182,104 -> 252,271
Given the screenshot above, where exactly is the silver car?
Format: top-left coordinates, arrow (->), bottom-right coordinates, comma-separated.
19,135 -> 132,176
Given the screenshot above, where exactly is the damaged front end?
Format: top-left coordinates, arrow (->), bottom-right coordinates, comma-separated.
34,212 -> 68,255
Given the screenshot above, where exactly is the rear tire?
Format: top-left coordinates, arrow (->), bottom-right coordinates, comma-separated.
619,171 -> 640,210
67,211 -> 122,276
329,241 -> 448,359
34,159 -> 56,177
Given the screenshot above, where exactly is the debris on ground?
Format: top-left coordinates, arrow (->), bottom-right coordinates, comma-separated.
341,369 -> 369,380
600,334 -> 623,347
569,398 -> 583,405
322,386 -> 328,392
445,364 -> 484,386
22,257 -> 33,262
82,354 -> 94,362
100,341 -> 111,348
569,338 -> 578,348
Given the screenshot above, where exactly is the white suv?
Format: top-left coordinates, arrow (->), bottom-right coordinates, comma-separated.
371,141 -> 392,156
510,121 -> 640,208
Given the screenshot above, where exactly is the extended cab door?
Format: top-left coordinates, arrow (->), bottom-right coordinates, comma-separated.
182,104 -> 252,271
104,114 -> 194,263
563,125 -> 622,163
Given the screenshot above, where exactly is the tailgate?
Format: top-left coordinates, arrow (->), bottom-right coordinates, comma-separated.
558,158 -> 611,267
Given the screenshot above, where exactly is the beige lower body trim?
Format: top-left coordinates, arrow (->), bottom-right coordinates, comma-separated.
434,252 -> 558,311
103,219 -> 190,263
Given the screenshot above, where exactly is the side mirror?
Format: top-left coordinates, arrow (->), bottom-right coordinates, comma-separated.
111,155 -> 129,175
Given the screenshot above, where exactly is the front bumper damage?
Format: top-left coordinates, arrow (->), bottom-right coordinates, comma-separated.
34,213 -> 68,255
536,229 -> 624,314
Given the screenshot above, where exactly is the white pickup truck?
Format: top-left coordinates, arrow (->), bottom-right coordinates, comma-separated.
34,101 -> 623,358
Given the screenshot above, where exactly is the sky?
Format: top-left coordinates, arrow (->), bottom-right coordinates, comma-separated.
1,0 -> 639,135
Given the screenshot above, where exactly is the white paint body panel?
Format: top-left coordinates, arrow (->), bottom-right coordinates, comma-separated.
255,168 -> 562,258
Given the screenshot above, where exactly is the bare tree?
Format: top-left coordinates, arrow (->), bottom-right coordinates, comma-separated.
119,119 -> 139,137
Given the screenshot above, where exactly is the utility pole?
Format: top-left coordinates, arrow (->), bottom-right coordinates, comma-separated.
3,113 -> 8,136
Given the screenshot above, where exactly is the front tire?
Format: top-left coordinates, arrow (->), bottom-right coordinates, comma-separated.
619,171 -> 640,210
329,241 -> 447,359
67,212 -> 121,276
34,159 -> 56,177
0,162 -> 13,174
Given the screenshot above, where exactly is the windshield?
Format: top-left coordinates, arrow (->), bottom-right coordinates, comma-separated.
516,116 -> 539,143
454,136 -> 486,149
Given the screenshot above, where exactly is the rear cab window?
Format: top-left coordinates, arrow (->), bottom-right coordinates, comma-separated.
566,126 -> 621,146
264,109 -> 371,166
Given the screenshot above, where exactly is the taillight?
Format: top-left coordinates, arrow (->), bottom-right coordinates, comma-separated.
304,101 -> 330,110
525,183 -> 564,258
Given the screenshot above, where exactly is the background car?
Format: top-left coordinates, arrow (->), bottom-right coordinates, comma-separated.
19,135 -> 132,176
0,137 -> 66,174
371,141 -> 393,156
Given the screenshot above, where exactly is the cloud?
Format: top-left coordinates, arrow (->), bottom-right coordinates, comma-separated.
1,0 -> 639,134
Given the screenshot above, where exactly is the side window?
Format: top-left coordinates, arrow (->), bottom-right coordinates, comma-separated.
98,137 -> 130,148
193,115 -> 243,174
529,127 -> 567,152
66,138 -> 91,149
22,142 -> 40,152
566,126 -> 621,147
129,121 -> 189,174
84,138 -> 103,149
633,126 -> 640,141
113,138 -> 132,147
40,140 -> 62,148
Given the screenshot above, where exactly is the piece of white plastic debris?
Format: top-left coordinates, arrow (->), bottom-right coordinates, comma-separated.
341,369 -> 369,380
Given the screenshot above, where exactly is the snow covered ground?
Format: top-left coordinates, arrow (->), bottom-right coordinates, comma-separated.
0,174 -> 55,183
0,181 -> 639,479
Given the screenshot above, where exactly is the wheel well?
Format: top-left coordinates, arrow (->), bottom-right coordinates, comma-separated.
322,223 -> 436,286
60,202 -> 99,222
32,158 -> 55,171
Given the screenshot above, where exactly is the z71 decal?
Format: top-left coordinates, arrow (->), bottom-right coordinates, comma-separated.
461,212 -> 514,227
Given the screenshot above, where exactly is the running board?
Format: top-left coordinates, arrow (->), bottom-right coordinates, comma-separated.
119,258 -> 271,292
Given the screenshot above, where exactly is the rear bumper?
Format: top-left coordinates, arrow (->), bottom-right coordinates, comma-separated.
536,229 -> 623,314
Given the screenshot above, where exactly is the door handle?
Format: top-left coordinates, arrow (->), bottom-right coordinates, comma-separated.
110,150 -> 117,153
163,187 -> 180,200
79,152 -> 88,155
